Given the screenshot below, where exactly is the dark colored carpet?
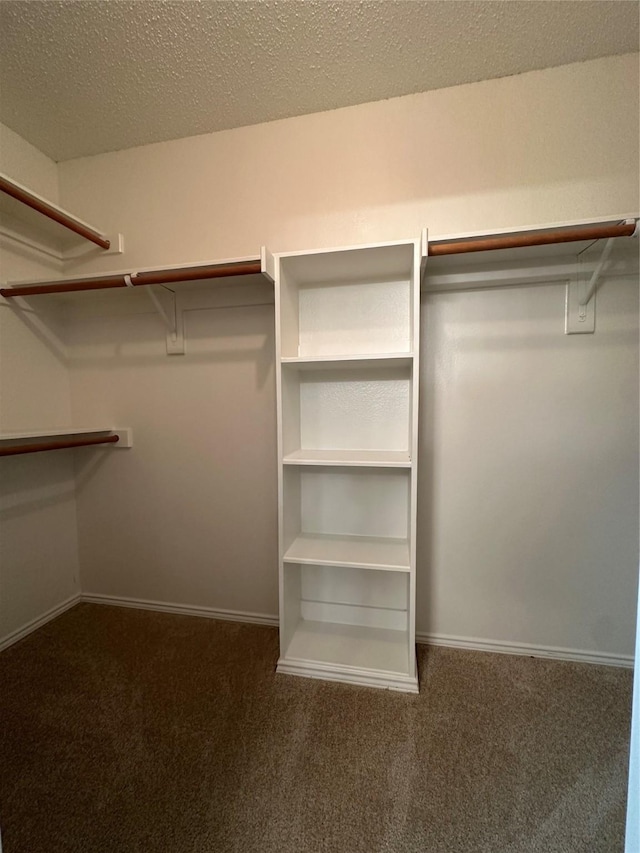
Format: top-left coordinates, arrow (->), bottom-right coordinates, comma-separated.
0,603 -> 633,853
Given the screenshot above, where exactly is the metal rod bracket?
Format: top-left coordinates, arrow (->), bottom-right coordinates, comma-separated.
579,236 -> 616,309
144,285 -> 185,355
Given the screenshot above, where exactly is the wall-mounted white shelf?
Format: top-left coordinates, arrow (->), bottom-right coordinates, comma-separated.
0,172 -> 119,258
274,237 -> 422,692
281,353 -> 413,369
0,427 -> 132,456
283,449 -> 412,467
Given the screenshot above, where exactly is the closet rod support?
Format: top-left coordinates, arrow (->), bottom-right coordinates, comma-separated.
146,285 -> 175,335
0,435 -> 120,457
142,284 -> 185,354
579,236 -> 616,311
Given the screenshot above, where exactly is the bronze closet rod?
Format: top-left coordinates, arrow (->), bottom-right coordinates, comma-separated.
0,260 -> 263,298
0,435 -> 120,457
429,221 -> 636,256
0,176 -> 111,251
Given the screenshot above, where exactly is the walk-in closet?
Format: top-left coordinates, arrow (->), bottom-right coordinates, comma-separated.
1,4 -> 638,851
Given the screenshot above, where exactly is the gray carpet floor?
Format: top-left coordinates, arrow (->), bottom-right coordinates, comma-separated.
0,603 -> 633,853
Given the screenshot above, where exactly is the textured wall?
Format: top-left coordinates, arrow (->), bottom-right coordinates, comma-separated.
56,55 -> 639,657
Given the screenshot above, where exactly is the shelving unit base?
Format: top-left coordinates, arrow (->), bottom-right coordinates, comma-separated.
277,620 -> 419,692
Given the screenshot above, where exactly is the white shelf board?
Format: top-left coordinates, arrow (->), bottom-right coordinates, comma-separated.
0,172 -> 110,253
0,427 -> 132,448
283,449 -> 411,468
283,532 -> 410,571
0,427 -> 113,441
281,353 -> 413,370
282,620 -> 410,674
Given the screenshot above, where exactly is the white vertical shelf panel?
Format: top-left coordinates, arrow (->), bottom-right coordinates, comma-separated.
0,427 -> 133,448
274,238 -> 421,692
408,237 -> 422,684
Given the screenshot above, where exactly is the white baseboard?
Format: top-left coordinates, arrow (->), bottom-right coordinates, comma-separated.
80,594 -> 634,668
2,592 -> 632,669
0,593 -> 82,653
416,630 -> 634,668
80,593 -> 279,628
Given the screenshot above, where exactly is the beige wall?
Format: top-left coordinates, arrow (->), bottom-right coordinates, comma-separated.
64,283 -> 277,617
59,54 -> 638,271
0,123 -> 80,643
1,122 -> 58,201
421,274 -> 638,656
3,53 -> 638,657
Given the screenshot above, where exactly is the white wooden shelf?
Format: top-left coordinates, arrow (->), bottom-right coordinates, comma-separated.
0,427 -> 119,441
0,427 -> 133,452
280,621 -> 413,684
283,449 -> 412,468
281,353 -> 413,370
0,172 -> 114,256
284,532 -> 410,572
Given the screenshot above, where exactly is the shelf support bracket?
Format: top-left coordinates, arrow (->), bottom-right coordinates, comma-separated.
564,218 -> 639,335
131,276 -> 184,355
150,286 -> 184,355
0,293 -> 69,358
564,224 -> 630,335
578,236 -> 616,312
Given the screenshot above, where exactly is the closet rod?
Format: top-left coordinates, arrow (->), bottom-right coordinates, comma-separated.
0,260 -> 263,298
429,221 -> 636,256
0,435 -> 120,457
0,176 -> 111,251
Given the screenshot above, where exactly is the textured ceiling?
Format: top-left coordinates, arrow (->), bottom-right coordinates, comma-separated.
0,0 -> 638,162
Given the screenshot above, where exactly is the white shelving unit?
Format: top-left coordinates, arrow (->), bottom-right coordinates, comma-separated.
274,239 -> 422,692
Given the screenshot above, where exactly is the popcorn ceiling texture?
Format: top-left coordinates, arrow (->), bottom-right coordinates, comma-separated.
0,0 -> 638,161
